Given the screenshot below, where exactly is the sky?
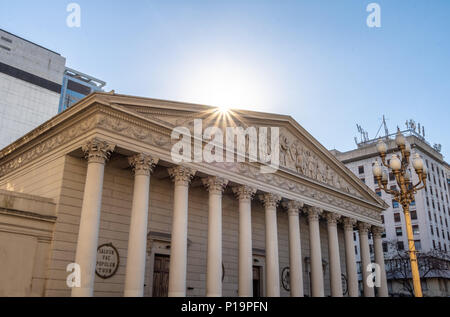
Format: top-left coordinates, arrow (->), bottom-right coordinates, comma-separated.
1,0 -> 449,160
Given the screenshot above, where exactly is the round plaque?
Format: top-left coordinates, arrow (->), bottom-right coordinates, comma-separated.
281,267 -> 290,291
96,243 -> 120,279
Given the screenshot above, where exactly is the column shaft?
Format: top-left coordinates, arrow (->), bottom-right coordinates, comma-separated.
306,207 -> 324,297
203,177 -> 228,297
359,223 -> 375,297
124,154 -> 158,297
343,218 -> 359,297
72,139 -> 114,297
284,201 -> 304,297
373,227 -> 388,297
233,186 -> 256,297
260,193 -> 281,297
168,167 -> 196,297
326,213 -> 343,297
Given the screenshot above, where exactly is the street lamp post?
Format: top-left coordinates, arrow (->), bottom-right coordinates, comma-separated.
372,129 -> 427,298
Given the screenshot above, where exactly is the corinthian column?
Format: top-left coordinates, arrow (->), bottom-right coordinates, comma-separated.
232,185 -> 257,297
305,206 -> 324,297
325,212 -> 343,297
72,138 -> 115,297
343,217 -> 358,297
282,200 -> 304,297
124,154 -> 159,297
203,176 -> 229,297
167,166 -> 196,297
259,193 -> 282,297
358,222 -> 375,297
372,226 -> 388,297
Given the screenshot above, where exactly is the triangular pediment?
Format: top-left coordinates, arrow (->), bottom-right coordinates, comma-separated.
95,93 -> 386,209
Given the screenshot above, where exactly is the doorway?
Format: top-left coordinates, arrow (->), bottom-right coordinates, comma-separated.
152,254 -> 170,297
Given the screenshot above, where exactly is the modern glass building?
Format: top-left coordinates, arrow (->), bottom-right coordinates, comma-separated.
58,67 -> 106,112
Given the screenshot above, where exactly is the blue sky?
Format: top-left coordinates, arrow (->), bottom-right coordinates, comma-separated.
1,0 -> 449,159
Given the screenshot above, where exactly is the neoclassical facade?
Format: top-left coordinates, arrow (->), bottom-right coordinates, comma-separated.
0,92 -> 388,297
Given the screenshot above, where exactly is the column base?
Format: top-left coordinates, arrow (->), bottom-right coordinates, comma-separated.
124,289 -> 143,297
71,287 -> 93,297
168,291 -> 186,297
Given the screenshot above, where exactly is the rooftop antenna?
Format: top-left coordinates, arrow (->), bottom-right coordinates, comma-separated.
356,124 -> 369,143
374,115 -> 390,139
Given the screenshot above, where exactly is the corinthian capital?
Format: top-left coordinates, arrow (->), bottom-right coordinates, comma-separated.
232,185 -> 257,201
371,226 -> 385,238
168,166 -> 197,186
304,206 -> 323,221
358,222 -> 372,235
128,154 -> 159,176
342,217 -> 357,231
81,138 -> 115,164
202,176 -> 229,194
282,200 -> 304,216
259,193 -> 282,208
325,212 -> 341,225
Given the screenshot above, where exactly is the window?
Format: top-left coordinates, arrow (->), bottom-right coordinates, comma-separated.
389,172 -> 395,181
369,244 -> 374,254
392,200 -> 399,209
410,210 -> 417,220
0,36 -> 11,45
354,246 -> 358,255
394,213 -> 401,222
412,225 -> 420,235
358,166 -> 365,174
430,225 -> 434,235
375,188 -> 382,197
397,241 -> 404,250
382,242 -> 388,252
396,227 -> 403,236
381,215 -> 384,224
353,232 -> 356,241
433,240 -> 436,249
410,200 -> 416,207
414,240 -> 421,251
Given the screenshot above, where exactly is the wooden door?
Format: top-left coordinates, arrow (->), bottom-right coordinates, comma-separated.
152,254 -> 170,297
253,266 -> 261,297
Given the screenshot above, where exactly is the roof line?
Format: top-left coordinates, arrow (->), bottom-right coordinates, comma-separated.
0,29 -> 61,56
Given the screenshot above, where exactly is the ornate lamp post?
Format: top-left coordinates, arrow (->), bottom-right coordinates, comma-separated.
372,129 -> 427,297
